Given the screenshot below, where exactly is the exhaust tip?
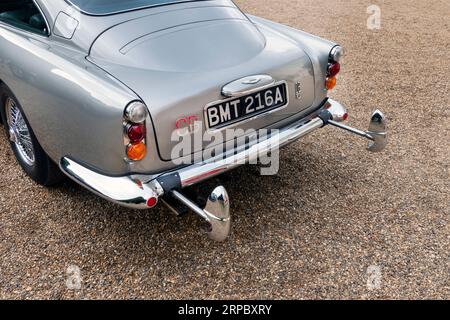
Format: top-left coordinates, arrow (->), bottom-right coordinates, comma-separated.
203,186 -> 231,242
367,110 -> 388,153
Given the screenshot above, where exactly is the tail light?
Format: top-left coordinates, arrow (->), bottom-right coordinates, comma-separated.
326,76 -> 337,90
127,142 -> 147,161
124,101 -> 148,162
330,46 -> 344,63
127,123 -> 146,143
124,101 -> 147,123
327,62 -> 341,77
146,196 -> 158,208
326,46 -> 344,91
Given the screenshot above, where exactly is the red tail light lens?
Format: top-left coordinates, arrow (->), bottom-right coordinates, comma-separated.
147,196 -> 158,208
343,112 -> 349,121
127,123 -> 146,143
327,62 -> 341,77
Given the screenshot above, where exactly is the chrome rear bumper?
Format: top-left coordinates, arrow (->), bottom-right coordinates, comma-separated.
60,99 -> 348,209
60,98 -> 389,242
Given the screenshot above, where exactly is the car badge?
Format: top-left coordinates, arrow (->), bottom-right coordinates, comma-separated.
295,81 -> 302,99
175,115 -> 201,136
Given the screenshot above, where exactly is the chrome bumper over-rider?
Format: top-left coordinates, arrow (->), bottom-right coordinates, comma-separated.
60,99 -> 388,242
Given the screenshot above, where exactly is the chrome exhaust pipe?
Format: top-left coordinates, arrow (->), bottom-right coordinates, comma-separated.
325,109 -> 388,153
366,110 -> 388,152
171,186 -> 231,242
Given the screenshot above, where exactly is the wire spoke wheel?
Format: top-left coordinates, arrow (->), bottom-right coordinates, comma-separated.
5,97 -> 35,166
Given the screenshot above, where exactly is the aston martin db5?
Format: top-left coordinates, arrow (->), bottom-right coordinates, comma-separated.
0,0 -> 388,241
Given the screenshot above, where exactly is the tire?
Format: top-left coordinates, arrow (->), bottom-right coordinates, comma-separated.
0,84 -> 64,186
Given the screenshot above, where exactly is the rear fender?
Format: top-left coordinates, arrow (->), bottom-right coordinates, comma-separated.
0,27 -> 154,175
248,15 -> 337,108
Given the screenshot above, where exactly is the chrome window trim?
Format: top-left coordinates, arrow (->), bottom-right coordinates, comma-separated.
0,0 -> 51,37
64,0 -> 214,16
34,0 -> 51,36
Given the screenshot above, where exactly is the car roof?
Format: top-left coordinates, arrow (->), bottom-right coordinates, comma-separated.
65,0 -> 213,16
36,0 -> 237,53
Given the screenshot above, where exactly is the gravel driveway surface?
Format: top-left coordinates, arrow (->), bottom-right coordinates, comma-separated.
0,0 -> 449,299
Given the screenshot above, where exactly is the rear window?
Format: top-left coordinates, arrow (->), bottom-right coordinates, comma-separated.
67,0 -> 207,15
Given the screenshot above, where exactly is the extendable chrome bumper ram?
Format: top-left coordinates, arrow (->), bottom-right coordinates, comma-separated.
60,99 -> 388,241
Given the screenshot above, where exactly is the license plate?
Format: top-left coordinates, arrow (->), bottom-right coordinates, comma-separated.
205,82 -> 288,130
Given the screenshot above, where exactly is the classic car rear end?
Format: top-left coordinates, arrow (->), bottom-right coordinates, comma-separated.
0,0 -> 388,241
87,5 -> 318,161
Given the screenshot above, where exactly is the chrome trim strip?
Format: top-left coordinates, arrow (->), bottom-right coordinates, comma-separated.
178,117 -> 324,188
221,75 -> 275,97
33,0 -> 51,36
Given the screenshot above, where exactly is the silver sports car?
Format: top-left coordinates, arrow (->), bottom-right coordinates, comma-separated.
0,0 -> 387,241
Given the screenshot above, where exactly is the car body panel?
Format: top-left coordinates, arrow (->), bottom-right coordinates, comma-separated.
249,15 -> 335,109
89,6 -> 316,160
0,26 -> 140,175
0,0 -> 336,175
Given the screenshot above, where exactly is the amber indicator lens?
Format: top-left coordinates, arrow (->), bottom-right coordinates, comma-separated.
127,142 -> 147,161
326,76 -> 337,90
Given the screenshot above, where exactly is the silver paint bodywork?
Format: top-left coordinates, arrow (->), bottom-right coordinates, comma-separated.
0,0 -> 336,175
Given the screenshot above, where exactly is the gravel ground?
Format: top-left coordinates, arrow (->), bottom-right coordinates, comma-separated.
0,0 -> 449,300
